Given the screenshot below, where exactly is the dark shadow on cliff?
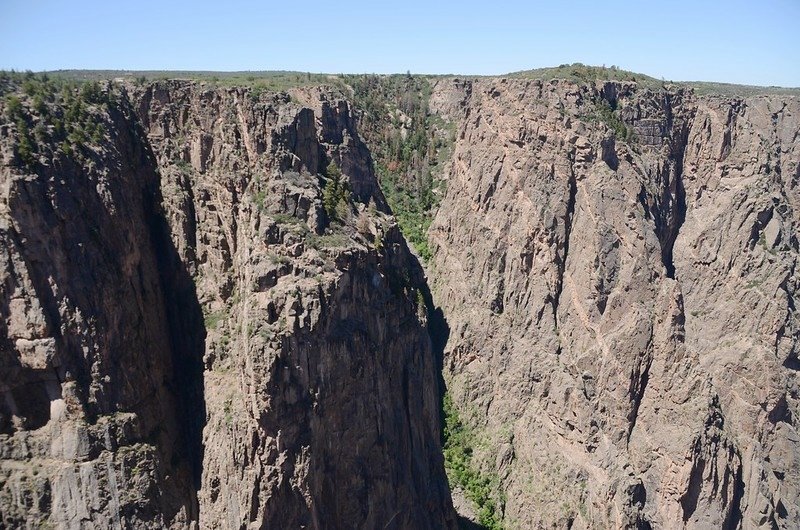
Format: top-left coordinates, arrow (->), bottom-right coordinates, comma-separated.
149,208 -> 207,492
425,297 -> 450,380
415,269 -> 449,438
415,261 -> 461,524
418,265 -> 497,530
147,205 -> 206,498
134,112 -> 207,519
0,89 -> 208,526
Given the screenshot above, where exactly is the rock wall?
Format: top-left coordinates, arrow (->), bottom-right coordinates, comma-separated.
428,78 -> 799,529
0,86 -> 199,528
133,81 -> 454,529
2,72 -> 797,530
0,80 -> 455,529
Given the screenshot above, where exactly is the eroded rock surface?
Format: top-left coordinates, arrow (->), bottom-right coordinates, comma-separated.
1,71 -> 797,530
134,81 -> 454,529
0,86 -> 199,528
0,80 -> 454,529
428,78 -> 799,529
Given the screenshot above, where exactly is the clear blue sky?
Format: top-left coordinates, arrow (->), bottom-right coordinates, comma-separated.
1,0 -> 798,86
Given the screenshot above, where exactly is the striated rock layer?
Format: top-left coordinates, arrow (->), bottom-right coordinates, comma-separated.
428,77 -> 799,529
0,81 -> 455,529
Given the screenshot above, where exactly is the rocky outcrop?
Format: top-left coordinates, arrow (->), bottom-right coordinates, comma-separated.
428,78 -> 800,529
0,86 -> 199,528
133,80 -> 454,529
0,80 -> 454,529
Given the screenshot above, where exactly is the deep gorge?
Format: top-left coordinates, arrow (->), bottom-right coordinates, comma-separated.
0,70 -> 798,529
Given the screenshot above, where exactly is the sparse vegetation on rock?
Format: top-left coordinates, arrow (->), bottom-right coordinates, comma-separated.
344,74 -> 454,262
1,67 -> 799,530
1,72 -> 116,167
443,393 -> 505,530
322,161 -> 352,222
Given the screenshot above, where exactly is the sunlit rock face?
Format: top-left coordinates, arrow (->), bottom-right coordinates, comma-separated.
428,77 -> 799,529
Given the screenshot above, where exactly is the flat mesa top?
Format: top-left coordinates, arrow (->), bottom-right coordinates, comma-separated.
25,65 -> 800,98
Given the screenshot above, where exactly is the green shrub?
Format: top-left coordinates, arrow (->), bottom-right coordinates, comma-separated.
68,127 -> 87,148
203,309 -> 227,330
89,121 -> 105,143
32,94 -> 47,115
591,100 -> 633,141
322,161 -> 351,222
342,74 -> 452,263
58,142 -> 73,157
5,95 -> 23,119
443,393 -> 505,530
80,81 -> 105,104
15,118 -> 36,166
272,213 -> 303,225
1,73 -> 118,165
33,122 -> 47,143
249,83 -> 267,101
307,232 -> 349,249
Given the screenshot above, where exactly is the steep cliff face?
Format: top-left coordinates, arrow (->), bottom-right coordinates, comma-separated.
428,78 -> 799,529
0,84 -> 199,528
132,80 -> 454,529
0,79 -> 455,529
1,70 -> 797,530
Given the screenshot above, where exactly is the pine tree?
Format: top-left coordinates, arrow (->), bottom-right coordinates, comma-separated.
15,118 -> 35,166
5,95 -> 23,120
323,161 -> 351,222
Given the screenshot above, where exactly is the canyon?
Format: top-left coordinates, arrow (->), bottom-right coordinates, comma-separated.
0,69 -> 798,529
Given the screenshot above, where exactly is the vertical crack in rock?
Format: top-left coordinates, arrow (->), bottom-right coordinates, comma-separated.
679,398 -> 745,528
660,99 -> 691,279
149,196 -> 207,497
126,104 -> 208,501
625,336 -> 653,446
721,464 -> 745,530
553,170 -> 578,329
